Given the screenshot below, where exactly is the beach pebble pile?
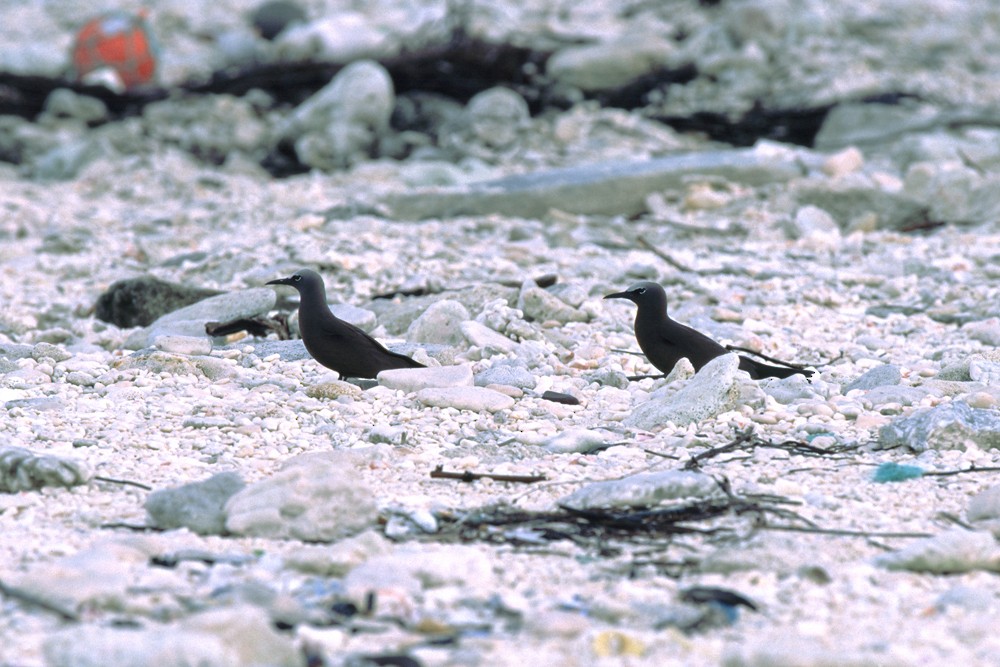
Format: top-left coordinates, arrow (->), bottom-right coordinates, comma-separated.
1,1 -> 1000,665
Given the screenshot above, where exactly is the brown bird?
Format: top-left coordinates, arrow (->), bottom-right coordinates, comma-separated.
605,281 -> 812,380
266,269 -> 424,379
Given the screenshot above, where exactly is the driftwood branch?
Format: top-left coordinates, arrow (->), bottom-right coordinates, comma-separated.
762,523 -> 933,539
431,465 -> 546,484
92,475 -> 152,491
637,235 -> 696,273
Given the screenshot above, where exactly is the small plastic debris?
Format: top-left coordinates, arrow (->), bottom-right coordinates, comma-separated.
873,462 -> 925,483
592,630 -> 645,657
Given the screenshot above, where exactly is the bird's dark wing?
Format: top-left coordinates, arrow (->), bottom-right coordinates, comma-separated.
318,317 -> 392,352
671,321 -> 730,357
319,317 -> 424,367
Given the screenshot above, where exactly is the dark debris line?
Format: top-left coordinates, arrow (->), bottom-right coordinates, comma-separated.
420,429 -> 930,574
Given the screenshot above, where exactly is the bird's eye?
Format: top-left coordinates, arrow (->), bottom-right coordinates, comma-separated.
292,275 -> 302,282
636,287 -> 646,295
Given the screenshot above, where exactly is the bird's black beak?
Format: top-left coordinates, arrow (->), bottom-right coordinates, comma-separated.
604,290 -> 632,301
266,276 -> 294,286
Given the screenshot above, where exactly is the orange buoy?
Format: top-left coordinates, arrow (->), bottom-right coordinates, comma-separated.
72,11 -> 158,90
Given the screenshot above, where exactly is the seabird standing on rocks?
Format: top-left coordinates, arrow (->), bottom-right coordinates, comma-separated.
604,281 -> 813,380
266,269 -> 424,379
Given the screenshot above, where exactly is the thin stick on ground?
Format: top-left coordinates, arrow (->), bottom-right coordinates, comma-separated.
431,466 -> 546,484
636,235 -> 696,273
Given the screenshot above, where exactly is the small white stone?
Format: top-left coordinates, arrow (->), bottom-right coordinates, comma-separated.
378,364 -> 473,392
415,386 -> 515,413
154,335 -> 213,356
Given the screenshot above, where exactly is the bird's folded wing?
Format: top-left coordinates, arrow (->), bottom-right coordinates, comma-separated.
321,316 -> 403,355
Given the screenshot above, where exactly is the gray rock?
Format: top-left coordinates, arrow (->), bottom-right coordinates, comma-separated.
726,632 -> 907,667
405,299 -> 470,345
274,13 -> 390,62
153,334 -> 213,356
190,356 -> 240,381
239,339 -> 312,362
861,384 -> 928,408
112,350 -> 238,381
935,586 -> 995,613
142,95 -> 269,162
964,318 -> 1000,347
65,371 -> 96,387
474,361 -> 537,390
546,282 -> 589,308
343,545 -> 496,600
383,507 -> 438,538
43,89 -> 109,123
44,605 -> 301,667
464,87 -> 530,148
937,359 -> 973,381
415,386 -> 515,412
378,364 -> 473,392
31,137 -> 103,181
547,35 -> 675,92
46,625 -> 232,667
0,342 -> 33,361
843,364 -> 902,393
145,472 -> 245,536
878,400 -> 1000,451
0,446 -> 92,493
126,288 -> 276,349
152,288 -> 275,329
367,424 -> 408,446
225,453 -> 378,541
786,205 -> 841,242
543,429 -> 612,454
814,102 -> 945,150
252,0 -> 307,40
365,284 -> 517,335
876,529 -> 1000,574
560,470 -> 719,510
281,60 -> 394,170
761,373 -> 818,404
12,538 -> 153,614
970,358 -> 1000,386
937,351 -> 1000,383
519,284 -> 589,323
30,342 -> 71,362
381,146 -> 805,220
474,297 -> 543,340
94,276 -> 222,328
283,530 -> 393,576
460,320 -> 519,356
625,354 -> 763,429
182,416 -> 231,429
5,396 -> 65,411
968,484 -> 1000,523
306,380 -> 363,400
582,367 -> 631,389
793,182 -> 929,232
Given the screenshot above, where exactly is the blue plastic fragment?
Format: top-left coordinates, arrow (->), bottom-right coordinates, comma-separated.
873,462 -> 925,483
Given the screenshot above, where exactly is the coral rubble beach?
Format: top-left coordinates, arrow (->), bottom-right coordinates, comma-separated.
2,1 -> 1000,665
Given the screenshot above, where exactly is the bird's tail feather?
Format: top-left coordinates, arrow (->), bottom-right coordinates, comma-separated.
739,356 -> 813,380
